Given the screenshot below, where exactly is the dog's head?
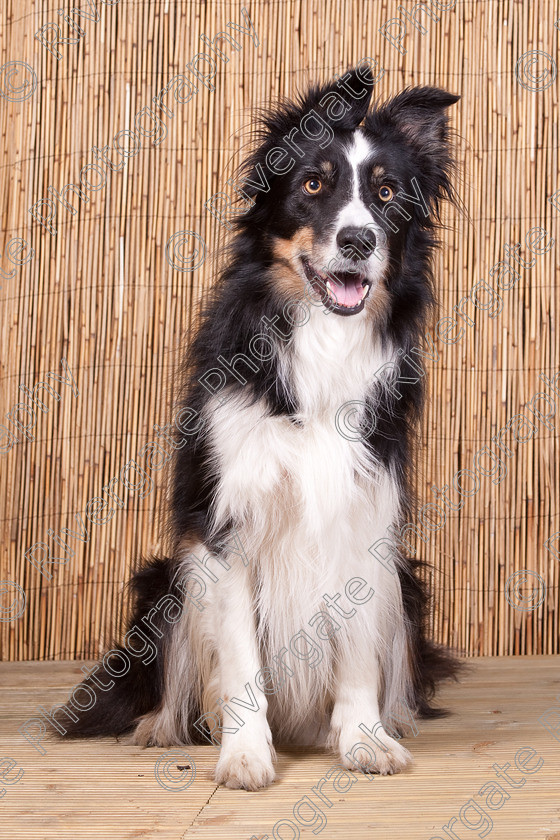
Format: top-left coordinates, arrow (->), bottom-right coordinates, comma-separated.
235,66 -> 459,322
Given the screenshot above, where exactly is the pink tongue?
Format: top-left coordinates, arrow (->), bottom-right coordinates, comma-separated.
332,276 -> 363,307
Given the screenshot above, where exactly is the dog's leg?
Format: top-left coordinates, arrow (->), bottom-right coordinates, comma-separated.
212,560 -> 276,790
327,641 -> 413,776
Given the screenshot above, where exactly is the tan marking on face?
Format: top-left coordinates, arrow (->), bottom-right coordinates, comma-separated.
268,262 -> 306,302
372,165 -> 385,180
271,227 -> 391,321
364,278 -> 391,328
270,227 -> 315,301
319,161 -> 334,175
272,227 -> 314,265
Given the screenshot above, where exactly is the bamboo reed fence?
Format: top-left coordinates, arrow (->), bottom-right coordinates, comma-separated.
0,0 -> 559,662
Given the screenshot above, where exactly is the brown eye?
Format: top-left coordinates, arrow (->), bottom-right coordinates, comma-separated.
303,178 -> 322,195
379,185 -> 394,202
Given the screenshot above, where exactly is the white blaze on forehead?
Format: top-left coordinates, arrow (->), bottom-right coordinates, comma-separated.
335,129 -> 375,230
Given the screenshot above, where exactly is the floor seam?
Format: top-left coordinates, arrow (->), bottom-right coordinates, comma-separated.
180,782 -> 220,838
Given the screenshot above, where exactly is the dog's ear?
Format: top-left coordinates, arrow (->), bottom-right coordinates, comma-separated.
306,63 -> 377,129
372,86 -> 460,153
237,65 -> 377,203
253,63 -> 377,145
365,86 -> 460,213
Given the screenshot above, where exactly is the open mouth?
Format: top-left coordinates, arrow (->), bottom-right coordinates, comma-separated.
302,259 -> 372,316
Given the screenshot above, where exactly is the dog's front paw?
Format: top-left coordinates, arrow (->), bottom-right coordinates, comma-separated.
338,727 -> 412,776
214,745 -> 276,790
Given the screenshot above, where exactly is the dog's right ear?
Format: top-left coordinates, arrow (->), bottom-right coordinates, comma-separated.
237,64 -> 378,205
306,63 -> 378,129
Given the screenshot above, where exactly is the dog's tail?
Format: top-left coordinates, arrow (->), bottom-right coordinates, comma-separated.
399,556 -> 467,719
53,556 -> 177,739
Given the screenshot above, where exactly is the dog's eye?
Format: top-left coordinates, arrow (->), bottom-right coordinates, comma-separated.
303,178 -> 322,195
379,185 -> 394,202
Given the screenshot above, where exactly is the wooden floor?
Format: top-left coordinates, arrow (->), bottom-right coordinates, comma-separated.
1,657 -> 559,840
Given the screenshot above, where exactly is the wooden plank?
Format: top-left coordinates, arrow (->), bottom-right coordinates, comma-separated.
0,658 -> 558,839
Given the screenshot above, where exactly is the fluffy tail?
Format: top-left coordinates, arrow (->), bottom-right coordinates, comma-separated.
398,556 -> 466,719
54,556 -> 176,739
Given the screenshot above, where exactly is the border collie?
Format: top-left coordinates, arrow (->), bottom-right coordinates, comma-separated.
57,65 -> 461,790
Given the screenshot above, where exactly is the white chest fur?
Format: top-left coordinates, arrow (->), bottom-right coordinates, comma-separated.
206,306 -> 400,590
201,307 -> 406,737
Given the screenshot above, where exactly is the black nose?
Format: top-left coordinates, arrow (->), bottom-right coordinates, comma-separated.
336,226 -> 377,260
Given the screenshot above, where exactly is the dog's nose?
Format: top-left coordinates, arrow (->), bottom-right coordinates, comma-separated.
336,226 -> 376,260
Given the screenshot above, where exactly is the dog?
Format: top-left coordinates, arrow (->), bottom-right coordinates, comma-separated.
56,66 -> 461,790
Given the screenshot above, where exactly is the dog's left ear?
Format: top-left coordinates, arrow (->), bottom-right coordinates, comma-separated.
371,86 -> 460,153
367,86 -> 460,210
